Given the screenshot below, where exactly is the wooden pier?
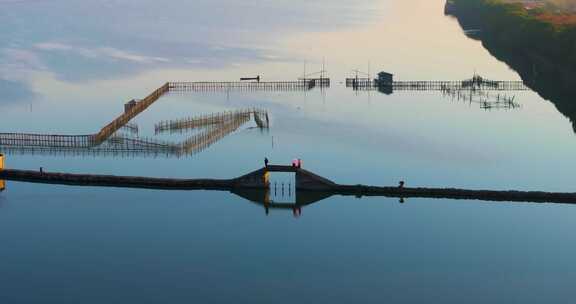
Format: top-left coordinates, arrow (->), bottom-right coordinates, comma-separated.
1,164 -> 576,205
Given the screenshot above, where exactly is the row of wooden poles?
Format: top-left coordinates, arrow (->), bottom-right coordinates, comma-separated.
345,79 -> 527,91
0,114 -> 259,158
0,114 -> 252,158
154,108 -> 268,134
0,81 -> 255,155
3,76 -> 523,152
0,133 -> 93,148
168,80 -> 330,92
0,80 -> 277,155
0,83 -> 171,150
179,112 -> 252,156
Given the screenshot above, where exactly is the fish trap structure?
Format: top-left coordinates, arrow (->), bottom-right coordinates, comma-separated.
177,112 -> 252,155
0,77 -> 286,158
441,87 -> 521,110
168,79 -> 330,92
155,108 -> 269,135
0,134 -> 174,157
0,133 -> 94,149
0,109 -> 266,158
346,75 -> 528,93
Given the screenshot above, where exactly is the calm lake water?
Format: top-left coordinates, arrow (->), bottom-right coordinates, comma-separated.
2,0 -> 576,303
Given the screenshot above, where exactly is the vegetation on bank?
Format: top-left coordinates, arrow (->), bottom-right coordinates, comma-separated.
449,0 -> 576,29
449,0 -> 576,66
448,0 -> 576,132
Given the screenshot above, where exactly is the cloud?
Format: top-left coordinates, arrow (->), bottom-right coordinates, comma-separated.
33,42 -> 73,51
0,48 -> 46,80
98,47 -> 170,63
33,42 -> 170,64
18,38 -> 282,82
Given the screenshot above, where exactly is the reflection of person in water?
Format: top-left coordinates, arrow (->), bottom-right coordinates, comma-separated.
292,207 -> 302,218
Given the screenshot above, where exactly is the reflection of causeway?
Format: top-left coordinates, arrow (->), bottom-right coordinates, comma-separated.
0,81 -> 272,157
0,109 -> 268,157
3,163 -> 576,217
233,188 -> 332,217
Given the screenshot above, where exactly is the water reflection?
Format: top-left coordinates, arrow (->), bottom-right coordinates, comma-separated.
441,89 -> 520,110
0,0 -> 378,103
232,188 -> 332,217
346,74 -> 527,93
0,109 -> 269,158
347,73 -> 523,110
232,185 -> 576,217
448,7 -> 576,132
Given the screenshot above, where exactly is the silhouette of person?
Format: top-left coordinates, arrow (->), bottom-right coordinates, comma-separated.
399,181 -> 405,189
264,157 -> 269,167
